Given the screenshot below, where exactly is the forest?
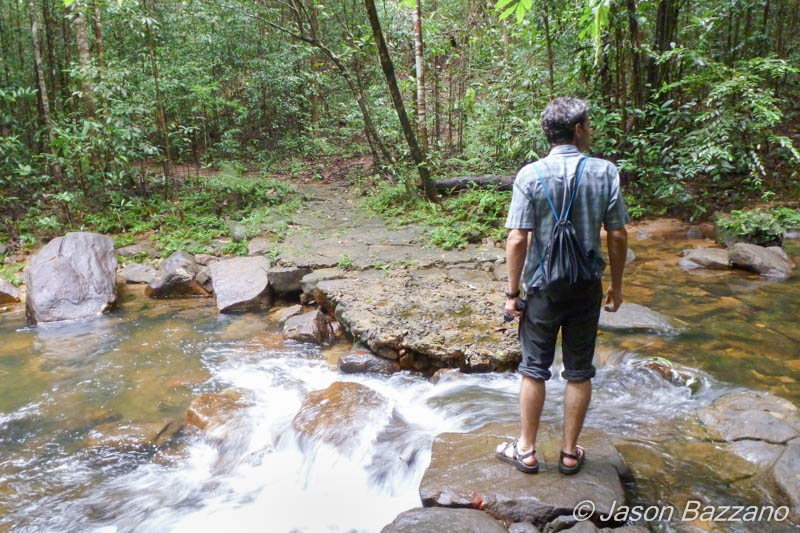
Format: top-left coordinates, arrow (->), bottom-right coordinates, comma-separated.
1,0 -> 800,268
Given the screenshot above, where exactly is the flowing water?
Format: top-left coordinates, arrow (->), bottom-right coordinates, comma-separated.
1,235 -> 799,532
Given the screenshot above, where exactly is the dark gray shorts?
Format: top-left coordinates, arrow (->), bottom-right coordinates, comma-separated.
517,279 -> 603,381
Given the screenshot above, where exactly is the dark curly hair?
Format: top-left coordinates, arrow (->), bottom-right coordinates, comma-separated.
541,97 -> 589,145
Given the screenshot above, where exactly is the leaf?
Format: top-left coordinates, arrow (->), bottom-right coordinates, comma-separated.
499,3 -> 517,20
495,0 -> 516,10
515,2 -> 525,23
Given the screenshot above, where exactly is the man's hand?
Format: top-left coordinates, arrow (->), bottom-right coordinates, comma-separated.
604,286 -> 622,312
504,297 -> 522,320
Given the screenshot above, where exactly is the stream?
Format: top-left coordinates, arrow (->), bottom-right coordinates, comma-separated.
0,234 -> 798,532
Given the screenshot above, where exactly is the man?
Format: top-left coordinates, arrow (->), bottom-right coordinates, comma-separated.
495,97 -> 629,475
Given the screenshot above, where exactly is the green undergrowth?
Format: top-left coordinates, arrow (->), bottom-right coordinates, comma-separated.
362,181 -> 511,250
715,207 -> 800,245
4,162 -> 303,260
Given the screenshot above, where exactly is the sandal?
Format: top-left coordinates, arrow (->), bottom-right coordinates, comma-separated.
559,445 -> 585,475
495,439 -> 539,474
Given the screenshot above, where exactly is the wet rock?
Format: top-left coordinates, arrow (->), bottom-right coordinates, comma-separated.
194,254 -> 218,266
380,507 -> 507,533
87,419 -> 181,450
146,251 -> 208,298
508,522 -> 539,533
419,421 -> 631,526
209,256 -> 273,312
729,243 -> 794,280
431,368 -> 466,384
561,523 -> 649,533
767,246 -> 795,267
247,237 -> 271,256
26,232 -> 118,323
195,266 -> 213,293
268,266 -> 311,295
696,390 -> 800,444
785,230 -> 800,241
598,303 -> 677,334
122,262 -> 156,284
185,389 -> 247,435
115,241 -> 156,259
314,271 -> 521,372
338,343 -> 398,375
769,441 -> 800,519
679,248 -> 730,271
283,308 -> 337,344
0,279 -> 21,304
686,225 -> 704,240
292,381 -> 388,455
729,440 -> 786,469
268,304 -> 304,325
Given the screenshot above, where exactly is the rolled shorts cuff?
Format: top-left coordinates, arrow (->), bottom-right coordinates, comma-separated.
518,363 -> 552,381
561,366 -> 596,382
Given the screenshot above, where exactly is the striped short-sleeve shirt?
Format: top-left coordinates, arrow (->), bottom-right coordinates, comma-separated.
504,144 -> 630,294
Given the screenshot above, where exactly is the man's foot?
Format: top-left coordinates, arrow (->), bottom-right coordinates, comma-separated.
559,445 -> 585,475
495,439 -> 538,473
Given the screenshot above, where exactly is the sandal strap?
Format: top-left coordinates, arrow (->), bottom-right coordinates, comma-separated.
517,448 -> 536,461
560,446 -> 584,461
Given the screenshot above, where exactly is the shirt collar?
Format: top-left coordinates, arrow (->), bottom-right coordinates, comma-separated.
548,144 -> 581,156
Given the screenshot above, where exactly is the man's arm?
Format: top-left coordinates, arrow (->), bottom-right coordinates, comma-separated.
605,227 -> 627,312
505,228 -> 529,318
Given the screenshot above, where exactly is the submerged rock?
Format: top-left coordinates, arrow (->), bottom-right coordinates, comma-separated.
292,381 -> 388,455
122,262 -> 156,284
419,421 -> 631,527
729,243 -> 795,280
696,390 -> 800,444
598,303 -> 677,334
283,308 -> 337,344
26,232 -> 118,323
147,250 -> 209,298
209,256 -> 273,312
338,343 -> 398,375
185,389 -> 248,440
380,507 -> 507,533
86,419 -> 181,451
268,304 -> 304,325
0,278 -> 21,304
679,248 -> 730,271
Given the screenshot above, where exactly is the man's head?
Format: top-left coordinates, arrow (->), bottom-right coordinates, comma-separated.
541,97 -> 591,152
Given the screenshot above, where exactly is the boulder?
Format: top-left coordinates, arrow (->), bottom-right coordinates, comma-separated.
209,256 -> 273,312
292,381 -> 388,455
26,232 -> 118,323
146,251 -> 209,298
268,304 -> 304,325
115,241 -> 156,259
696,391 -> 800,445
122,262 -> 156,284
0,278 -> 21,304
185,389 -> 247,437
419,421 -> 631,527
195,266 -> 214,293
769,441 -> 800,519
338,343 -> 398,375
300,268 -> 346,303
679,248 -> 730,271
269,265 -> 312,294
247,237 -> 271,256
598,303 -> 677,334
283,308 -> 337,344
729,243 -> 794,280
193,254 -> 217,266
380,507 -> 507,533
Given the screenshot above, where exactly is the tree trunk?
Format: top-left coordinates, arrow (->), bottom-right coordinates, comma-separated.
0,10 -> 11,85
412,0 -> 428,155
626,0 -> 644,112
73,3 -> 96,118
141,0 -> 171,179
41,0 -> 58,114
364,0 -> 437,202
542,0 -> 554,97
761,0 -> 771,55
61,5 -> 73,110
29,0 -> 54,147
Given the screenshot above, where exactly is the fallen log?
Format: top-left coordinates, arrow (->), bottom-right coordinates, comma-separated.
434,175 -> 515,193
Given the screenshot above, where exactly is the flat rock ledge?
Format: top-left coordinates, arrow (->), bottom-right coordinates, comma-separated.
312,269 -> 520,372
419,421 -> 632,529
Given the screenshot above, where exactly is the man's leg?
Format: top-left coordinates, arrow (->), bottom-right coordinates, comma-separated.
562,378 -> 591,467
518,375 -> 545,462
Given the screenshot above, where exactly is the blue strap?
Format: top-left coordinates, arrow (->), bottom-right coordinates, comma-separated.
532,155 -> 589,222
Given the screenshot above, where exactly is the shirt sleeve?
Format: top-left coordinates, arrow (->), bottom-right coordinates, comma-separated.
504,177 -> 535,229
603,165 -> 630,231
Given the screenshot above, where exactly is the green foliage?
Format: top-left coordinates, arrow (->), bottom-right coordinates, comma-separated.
716,207 -> 800,244
338,254 -> 354,269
